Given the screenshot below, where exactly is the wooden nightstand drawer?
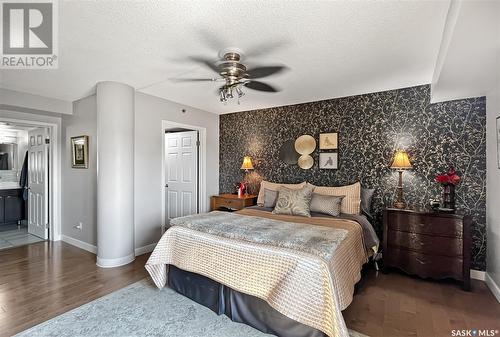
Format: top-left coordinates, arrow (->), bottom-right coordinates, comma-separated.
210,194 -> 257,211
215,198 -> 239,209
387,230 -> 463,257
385,248 -> 463,280
387,211 -> 462,238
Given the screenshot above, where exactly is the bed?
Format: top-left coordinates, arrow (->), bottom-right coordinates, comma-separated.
146,206 -> 378,337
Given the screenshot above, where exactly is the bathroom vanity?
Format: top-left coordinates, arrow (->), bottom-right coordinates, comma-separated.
0,185 -> 24,226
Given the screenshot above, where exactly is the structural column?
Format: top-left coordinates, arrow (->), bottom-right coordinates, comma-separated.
96,81 -> 135,267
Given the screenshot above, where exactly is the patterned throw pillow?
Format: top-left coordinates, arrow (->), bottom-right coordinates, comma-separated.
272,185 -> 314,217
310,194 -> 345,217
263,189 -> 279,208
256,181 -> 307,206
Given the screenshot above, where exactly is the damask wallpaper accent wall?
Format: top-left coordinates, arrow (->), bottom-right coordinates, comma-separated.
219,85 -> 487,270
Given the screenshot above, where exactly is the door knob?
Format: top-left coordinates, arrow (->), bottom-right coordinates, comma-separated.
165,184 -> 168,188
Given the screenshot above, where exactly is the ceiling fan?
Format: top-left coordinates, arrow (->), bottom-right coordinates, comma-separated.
177,48 -> 288,104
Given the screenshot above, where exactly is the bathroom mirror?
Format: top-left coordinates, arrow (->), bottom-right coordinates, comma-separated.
0,143 -> 18,170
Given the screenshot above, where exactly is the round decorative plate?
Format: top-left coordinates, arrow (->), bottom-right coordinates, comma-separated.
298,154 -> 314,169
294,135 -> 316,155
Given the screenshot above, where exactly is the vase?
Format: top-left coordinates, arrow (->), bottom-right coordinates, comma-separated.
442,184 -> 456,210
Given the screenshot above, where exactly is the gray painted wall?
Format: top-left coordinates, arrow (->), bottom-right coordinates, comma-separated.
61,95 -> 98,245
60,92 -> 219,252
134,92 -> 219,249
487,89 -> 500,292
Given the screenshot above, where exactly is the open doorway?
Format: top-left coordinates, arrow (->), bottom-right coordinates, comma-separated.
0,121 -> 50,250
161,121 -> 206,232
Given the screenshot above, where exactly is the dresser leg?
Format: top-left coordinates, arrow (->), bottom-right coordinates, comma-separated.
462,278 -> 471,291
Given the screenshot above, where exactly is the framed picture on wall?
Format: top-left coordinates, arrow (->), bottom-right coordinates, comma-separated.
319,152 -> 338,169
71,135 -> 89,169
319,133 -> 338,150
497,116 -> 500,169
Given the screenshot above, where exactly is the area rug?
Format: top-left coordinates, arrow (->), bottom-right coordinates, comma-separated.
16,278 -> 368,337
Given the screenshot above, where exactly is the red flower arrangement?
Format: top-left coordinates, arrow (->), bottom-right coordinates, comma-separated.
435,167 -> 461,185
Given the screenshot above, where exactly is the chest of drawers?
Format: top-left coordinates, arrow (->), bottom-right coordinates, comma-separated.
383,208 -> 471,290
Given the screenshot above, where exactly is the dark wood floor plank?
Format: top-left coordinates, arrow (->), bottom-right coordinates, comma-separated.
0,242 -> 149,337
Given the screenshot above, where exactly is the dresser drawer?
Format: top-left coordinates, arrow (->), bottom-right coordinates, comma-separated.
387,212 -> 462,238
385,247 -> 463,280
387,230 -> 463,257
213,197 -> 242,209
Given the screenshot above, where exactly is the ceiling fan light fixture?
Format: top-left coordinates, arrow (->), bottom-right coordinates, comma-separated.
235,86 -> 244,98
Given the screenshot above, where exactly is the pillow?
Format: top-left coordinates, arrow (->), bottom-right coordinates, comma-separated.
263,188 -> 279,208
257,180 -> 307,206
361,188 -> 375,218
310,182 -> 361,215
272,185 -> 314,217
310,194 -> 345,217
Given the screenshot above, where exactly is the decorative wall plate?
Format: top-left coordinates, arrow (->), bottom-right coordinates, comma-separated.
295,135 -> 316,155
298,154 -> 314,169
279,140 -> 300,165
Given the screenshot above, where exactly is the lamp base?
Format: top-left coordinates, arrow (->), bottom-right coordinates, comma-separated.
393,201 -> 406,209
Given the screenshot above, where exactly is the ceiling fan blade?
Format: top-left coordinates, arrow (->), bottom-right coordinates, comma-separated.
245,40 -> 291,58
244,81 -> 280,92
246,66 -> 287,79
188,56 -> 220,73
171,78 -> 220,82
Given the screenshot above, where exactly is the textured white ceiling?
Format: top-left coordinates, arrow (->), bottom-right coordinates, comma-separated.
1,1 -> 451,114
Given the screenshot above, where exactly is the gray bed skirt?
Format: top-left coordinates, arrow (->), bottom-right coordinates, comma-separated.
168,265 -> 327,337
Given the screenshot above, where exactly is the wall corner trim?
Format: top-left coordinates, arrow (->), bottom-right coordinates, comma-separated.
485,273 -> 500,303
61,235 -> 97,254
135,242 -> 157,256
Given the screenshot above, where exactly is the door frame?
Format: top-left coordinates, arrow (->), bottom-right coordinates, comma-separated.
0,111 -> 62,241
161,120 -> 206,231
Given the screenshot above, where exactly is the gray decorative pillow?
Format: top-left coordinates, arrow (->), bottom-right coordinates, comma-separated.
263,188 -> 279,208
310,194 -> 345,217
273,185 -> 314,217
361,188 -> 375,219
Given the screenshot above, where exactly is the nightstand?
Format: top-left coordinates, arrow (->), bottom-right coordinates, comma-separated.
383,208 -> 472,290
210,194 -> 257,211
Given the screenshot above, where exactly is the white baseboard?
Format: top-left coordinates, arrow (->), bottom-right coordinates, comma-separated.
61,235 -> 97,254
96,253 -> 135,268
135,242 -> 157,256
470,269 -> 486,281
485,273 -> 500,303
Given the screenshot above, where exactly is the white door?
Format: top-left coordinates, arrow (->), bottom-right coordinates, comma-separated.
27,128 -> 49,240
165,131 -> 198,224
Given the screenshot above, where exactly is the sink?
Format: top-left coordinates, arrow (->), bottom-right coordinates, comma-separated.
0,182 -> 21,190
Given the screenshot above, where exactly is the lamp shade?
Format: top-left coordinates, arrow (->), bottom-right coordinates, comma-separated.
241,156 -> 254,170
391,150 -> 412,170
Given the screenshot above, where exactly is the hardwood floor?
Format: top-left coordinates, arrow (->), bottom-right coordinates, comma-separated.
0,241 -> 149,337
344,268 -> 500,337
1,242 -> 499,337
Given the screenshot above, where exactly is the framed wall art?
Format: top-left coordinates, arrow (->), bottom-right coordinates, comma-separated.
71,135 -> 89,169
319,133 -> 338,150
319,152 -> 338,169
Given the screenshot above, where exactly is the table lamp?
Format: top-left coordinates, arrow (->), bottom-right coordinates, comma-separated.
391,150 -> 412,209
